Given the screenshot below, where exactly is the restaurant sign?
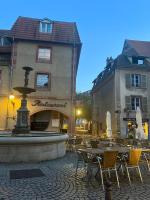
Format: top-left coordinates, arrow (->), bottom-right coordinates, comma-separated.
32,100 -> 67,108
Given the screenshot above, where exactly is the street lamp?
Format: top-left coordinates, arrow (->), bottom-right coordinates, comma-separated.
76,109 -> 82,116
75,108 -> 82,131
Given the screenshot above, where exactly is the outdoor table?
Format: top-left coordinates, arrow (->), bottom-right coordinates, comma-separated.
141,148 -> 150,152
78,147 -> 150,155
78,147 -> 131,155
78,147 -> 150,173
77,147 -> 150,184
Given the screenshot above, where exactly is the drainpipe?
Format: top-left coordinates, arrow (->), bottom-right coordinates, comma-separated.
5,36 -> 15,129
10,36 -> 15,92
70,23 -> 76,135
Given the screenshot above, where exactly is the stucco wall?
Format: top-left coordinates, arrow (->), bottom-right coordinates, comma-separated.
92,73 -> 116,136
0,41 -> 75,131
13,41 -> 72,98
0,67 -> 10,94
116,67 -> 150,137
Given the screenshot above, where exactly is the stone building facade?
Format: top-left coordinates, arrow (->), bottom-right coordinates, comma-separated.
0,17 -> 81,133
92,40 -> 150,138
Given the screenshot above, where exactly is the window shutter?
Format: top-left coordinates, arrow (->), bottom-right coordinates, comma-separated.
141,75 -> 147,88
142,97 -> 147,112
125,96 -> 131,110
125,74 -> 131,88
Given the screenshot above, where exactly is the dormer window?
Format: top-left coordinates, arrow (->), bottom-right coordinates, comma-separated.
39,18 -> 52,33
132,57 -> 144,65
137,59 -> 144,64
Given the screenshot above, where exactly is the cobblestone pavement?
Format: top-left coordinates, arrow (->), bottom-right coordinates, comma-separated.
0,152 -> 149,199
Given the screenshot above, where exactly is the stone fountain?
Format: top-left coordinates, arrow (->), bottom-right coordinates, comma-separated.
0,66 -> 68,162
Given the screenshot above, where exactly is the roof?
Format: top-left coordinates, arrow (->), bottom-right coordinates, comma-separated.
123,39 -> 150,57
92,39 -> 150,91
115,54 -> 131,66
10,16 -> 81,45
0,30 -> 11,37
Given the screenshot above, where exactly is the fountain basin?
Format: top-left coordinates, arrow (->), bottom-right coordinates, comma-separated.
0,133 -> 68,162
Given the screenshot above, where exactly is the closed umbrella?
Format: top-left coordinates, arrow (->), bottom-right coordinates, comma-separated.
136,107 -> 145,140
106,111 -> 112,138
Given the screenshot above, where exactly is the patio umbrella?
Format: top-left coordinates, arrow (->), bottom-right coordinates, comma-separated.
136,107 -> 145,140
106,111 -> 112,138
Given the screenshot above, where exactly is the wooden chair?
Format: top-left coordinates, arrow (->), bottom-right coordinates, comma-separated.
125,149 -> 143,184
97,151 -> 120,190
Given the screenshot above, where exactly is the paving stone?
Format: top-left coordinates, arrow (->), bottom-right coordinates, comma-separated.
0,152 -> 149,199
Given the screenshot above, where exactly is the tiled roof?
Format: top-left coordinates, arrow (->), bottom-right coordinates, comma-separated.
123,39 -> 150,57
115,54 -> 131,66
0,30 -> 11,37
92,39 -> 150,91
11,16 -> 81,45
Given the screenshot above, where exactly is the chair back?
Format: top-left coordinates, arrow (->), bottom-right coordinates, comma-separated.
128,149 -> 142,166
103,151 -> 118,168
77,151 -> 89,164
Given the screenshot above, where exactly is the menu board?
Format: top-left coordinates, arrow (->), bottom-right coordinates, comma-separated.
52,119 -> 60,127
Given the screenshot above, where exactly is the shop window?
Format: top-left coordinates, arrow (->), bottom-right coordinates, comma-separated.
36,73 -> 50,89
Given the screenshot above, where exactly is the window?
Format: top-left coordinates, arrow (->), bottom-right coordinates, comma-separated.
138,59 -> 144,64
36,73 -> 49,88
0,37 -> 11,46
131,74 -> 141,87
126,73 -> 147,88
132,57 -> 144,64
0,54 -> 11,65
125,96 -> 147,112
131,97 -> 141,110
40,21 -> 52,33
37,48 -> 51,62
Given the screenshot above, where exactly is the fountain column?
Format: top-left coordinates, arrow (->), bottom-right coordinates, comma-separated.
13,96 -> 30,134
12,66 -> 35,135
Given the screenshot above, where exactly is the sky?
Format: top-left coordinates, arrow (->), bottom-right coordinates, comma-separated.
1,0 -> 150,92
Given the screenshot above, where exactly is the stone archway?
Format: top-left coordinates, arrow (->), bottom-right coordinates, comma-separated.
30,109 -> 69,133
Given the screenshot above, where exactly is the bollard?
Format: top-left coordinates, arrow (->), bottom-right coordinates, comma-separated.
105,179 -> 112,200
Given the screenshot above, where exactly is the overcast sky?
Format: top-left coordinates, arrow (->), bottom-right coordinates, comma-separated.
1,0 -> 150,92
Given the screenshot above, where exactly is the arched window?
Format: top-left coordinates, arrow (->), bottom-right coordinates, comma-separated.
39,18 -> 53,33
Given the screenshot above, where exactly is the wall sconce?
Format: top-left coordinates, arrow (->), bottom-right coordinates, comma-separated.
9,94 -> 15,119
9,94 -> 15,106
